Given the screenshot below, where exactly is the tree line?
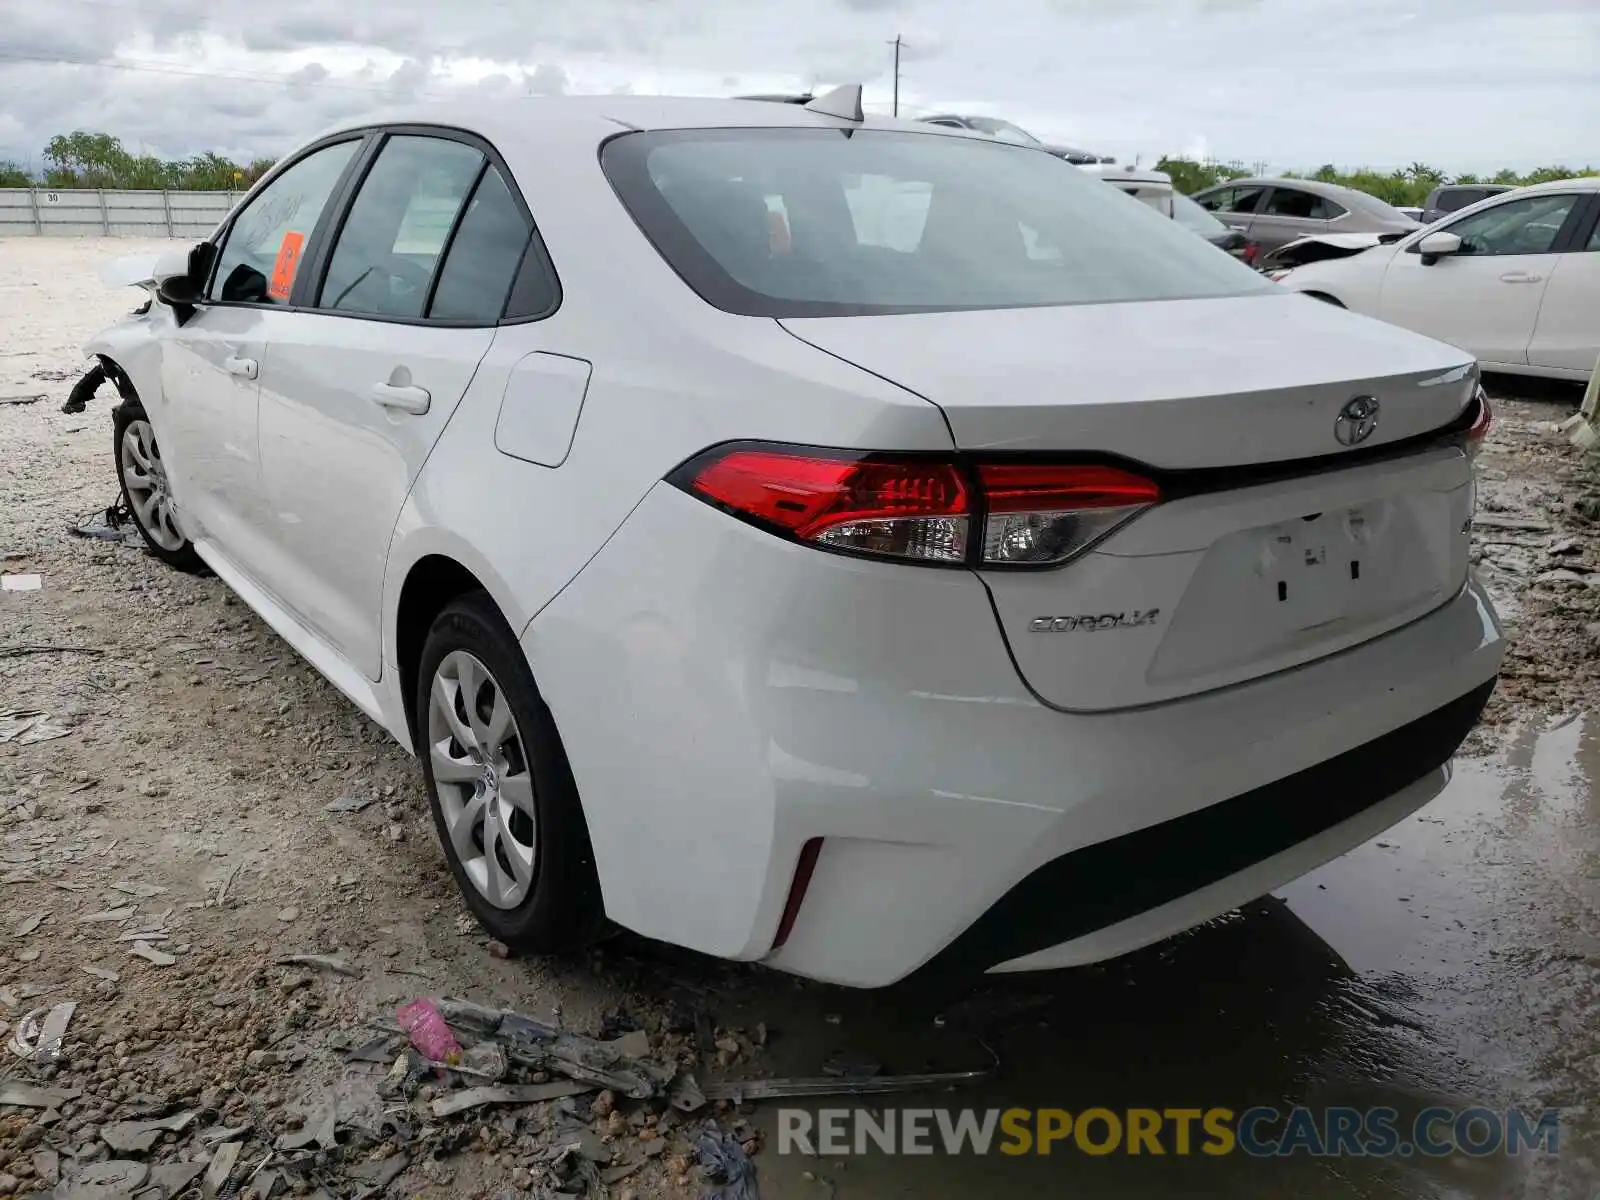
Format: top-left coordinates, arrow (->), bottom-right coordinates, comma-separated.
1,130 -> 1593,207
0,132 -> 276,191
1155,157 -> 1598,206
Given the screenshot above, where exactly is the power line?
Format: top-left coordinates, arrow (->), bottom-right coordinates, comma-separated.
887,34 -> 906,118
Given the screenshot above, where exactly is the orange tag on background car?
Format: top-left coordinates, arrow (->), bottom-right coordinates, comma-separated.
268,231 -> 306,301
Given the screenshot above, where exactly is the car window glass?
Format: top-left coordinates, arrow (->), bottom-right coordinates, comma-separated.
208,141 -> 358,304
1587,218 -> 1600,252
427,166 -> 533,322
605,129 -> 1270,316
1445,193 -> 1579,256
1263,189 -> 1339,220
319,135 -> 484,318
1208,186 -> 1267,215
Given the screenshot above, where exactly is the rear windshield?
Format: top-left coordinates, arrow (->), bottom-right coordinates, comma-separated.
601,128 -> 1272,317
1330,186 -> 1417,223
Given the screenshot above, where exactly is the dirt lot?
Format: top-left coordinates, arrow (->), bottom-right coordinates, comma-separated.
2,238 -> 1598,1200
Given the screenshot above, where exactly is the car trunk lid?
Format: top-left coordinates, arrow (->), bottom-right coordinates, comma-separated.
781,293 -> 1480,709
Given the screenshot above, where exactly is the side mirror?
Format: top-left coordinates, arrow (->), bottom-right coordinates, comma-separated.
156,274 -> 202,307
1418,230 -> 1463,265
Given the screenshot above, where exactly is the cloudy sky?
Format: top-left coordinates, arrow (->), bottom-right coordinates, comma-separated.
1,0 -> 1595,174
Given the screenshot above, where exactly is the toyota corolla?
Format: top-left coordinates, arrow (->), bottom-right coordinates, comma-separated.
85,89 -> 1501,986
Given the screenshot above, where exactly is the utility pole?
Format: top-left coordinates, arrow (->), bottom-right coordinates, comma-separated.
889,34 -> 905,116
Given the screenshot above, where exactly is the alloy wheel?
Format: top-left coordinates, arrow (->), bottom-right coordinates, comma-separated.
427,650 -> 538,909
119,419 -> 185,551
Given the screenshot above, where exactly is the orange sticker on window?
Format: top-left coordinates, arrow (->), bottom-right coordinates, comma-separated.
268,231 -> 306,301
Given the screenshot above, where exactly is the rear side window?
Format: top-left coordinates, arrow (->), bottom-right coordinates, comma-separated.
428,167 -> 533,322
209,140 -> 358,304
603,129 -> 1269,318
1436,189 -> 1484,214
319,136 -> 484,318
1262,189 -> 1344,220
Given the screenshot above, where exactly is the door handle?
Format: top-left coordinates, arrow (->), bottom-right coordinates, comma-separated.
369,382 -> 431,415
223,356 -> 258,380
1499,272 -> 1543,284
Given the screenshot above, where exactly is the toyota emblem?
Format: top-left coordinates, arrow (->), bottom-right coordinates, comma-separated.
1335,395 -> 1380,447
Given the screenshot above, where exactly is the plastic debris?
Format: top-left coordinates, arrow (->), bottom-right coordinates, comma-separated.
1556,351 -> 1600,451
324,795 -> 372,814
398,998 -> 462,1064
81,965 -> 121,983
430,1081 -> 593,1117
70,499 -> 143,547
55,1159 -> 149,1199
80,905 -> 137,924
202,1140 -> 241,1200
8,1000 -> 76,1063
12,911 -> 47,937
62,362 -> 107,414
110,881 -> 169,898
0,709 -> 71,745
437,1000 -> 659,1098
0,1080 -> 80,1108
701,1061 -> 993,1101
0,573 -> 42,591
345,1153 -> 409,1189
274,954 -> 359,977
101,1110 -> 197,1153
0,393 -> 46,406
148,1160 -> 208,1197
695,1125 -> 761,1200
129,940 -> 177,966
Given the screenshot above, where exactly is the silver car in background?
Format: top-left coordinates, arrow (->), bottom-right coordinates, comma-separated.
1191,177 -> 1421,254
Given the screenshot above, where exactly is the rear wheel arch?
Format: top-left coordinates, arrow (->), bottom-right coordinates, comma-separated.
395,555 -> 496,744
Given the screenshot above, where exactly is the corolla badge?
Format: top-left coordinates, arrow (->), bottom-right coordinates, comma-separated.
1334,395 -> 1381,447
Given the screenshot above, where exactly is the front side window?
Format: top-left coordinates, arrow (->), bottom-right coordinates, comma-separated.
1262,189 -> 1344,220
1443,193 -> 1580,256
208,140 -> 359,304
1198,185 -> 1268,215
319,135 -> 485,318
603,129 -> 1270,318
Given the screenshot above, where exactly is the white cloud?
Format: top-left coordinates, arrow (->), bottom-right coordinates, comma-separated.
0,0 -> 1594,173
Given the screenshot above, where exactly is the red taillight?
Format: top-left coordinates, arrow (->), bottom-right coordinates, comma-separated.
772,837 -> 823,950
674,446 -> 1160,567
686,449 -> 971,563
1242,241 -> 1260,266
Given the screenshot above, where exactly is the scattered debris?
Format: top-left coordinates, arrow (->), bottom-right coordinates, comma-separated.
101,1109 -> 197,1153
437,1000 -> 663,1099
0,1080 -> 80,1108
147,1160 -> 208,1197
8,1000 -> 76,1062
12,910 -> 48,936
215,862 -> 242,906
81,964 -> 121,983
0,392 -> 46,406
0,643 -> 106,659
1,572 -> 42,590
324,795 -> 372,814
276,905 -> 300,922
398,998 -> 463,1064
202,1140 -> 242,1200
346,1153 -> 409,1190
696,1124 -> 761,1200
80,905 -> 137,923
129,940 -> 177,966
0,708 -> 71,744
274,953 -> 359,976
110,880 -> 169,898
55,1158 -> 150,1199
701,1061 -> 993,1101
430,1080 -> 594,1117
70,498 -> 143,547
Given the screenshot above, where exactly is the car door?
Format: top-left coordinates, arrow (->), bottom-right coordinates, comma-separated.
1249,186 -> 1343,253
1527,195 -> 1600,375
158,138 -> 363,562
1377,191 -> 1587,366
252,130 -> 540,679
1194,183 -> 1270,239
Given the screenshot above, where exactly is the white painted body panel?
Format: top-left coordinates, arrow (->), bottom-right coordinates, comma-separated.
82,95 -> 1507,986
1531,248 -> 1600,374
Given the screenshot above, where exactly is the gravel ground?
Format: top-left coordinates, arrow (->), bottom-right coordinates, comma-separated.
1,237 -> 1597,1200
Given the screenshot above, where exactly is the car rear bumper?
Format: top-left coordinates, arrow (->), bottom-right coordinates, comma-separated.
523,483 -> 1503,987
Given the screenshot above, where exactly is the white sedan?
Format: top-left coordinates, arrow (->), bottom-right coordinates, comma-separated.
85,89 -> 1501,987
1274,177 -> 1600,382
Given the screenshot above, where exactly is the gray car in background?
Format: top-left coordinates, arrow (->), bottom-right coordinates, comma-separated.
1421,183 -> 1516,225
1190,177 -> 1421,253
916,114 -> 1112,165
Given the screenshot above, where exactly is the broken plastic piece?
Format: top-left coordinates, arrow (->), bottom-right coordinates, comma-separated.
397,998 -> 462,1064
8,1000 -> 76,1063
430,1080 -> 593,1117
701,1061 -> 993,1101
695,1125 -> 761,1200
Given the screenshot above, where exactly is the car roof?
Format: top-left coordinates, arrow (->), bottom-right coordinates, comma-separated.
308,94 -> 957,152
1209,177 -> 1385,202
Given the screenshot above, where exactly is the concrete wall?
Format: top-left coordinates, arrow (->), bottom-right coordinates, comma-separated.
0,189 -> 237,239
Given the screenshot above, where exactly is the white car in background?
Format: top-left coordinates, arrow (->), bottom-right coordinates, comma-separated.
84,89 -> 1501,987
1274,177 -> 1600,381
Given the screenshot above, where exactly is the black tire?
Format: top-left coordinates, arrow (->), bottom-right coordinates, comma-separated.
112,400 -> 204,572
416,591 -> 604,953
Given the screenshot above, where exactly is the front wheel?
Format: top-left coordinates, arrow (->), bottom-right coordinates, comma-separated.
416,592 -> 604,953
113,400 -> 204,572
